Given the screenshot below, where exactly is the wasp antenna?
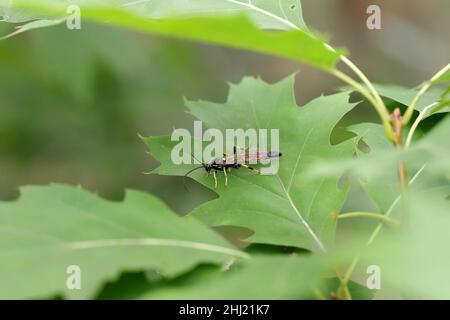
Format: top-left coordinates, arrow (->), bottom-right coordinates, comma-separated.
184,166 -> 204,178
190,153 -> 204,165
182,166 -> 204,192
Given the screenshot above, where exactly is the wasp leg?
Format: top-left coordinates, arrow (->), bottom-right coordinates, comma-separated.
241,164 -> 259,174
223,167 -> 228,186
213,171 -> 218,189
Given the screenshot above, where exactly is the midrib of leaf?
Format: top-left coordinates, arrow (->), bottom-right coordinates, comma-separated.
0,236 -> 249,259
222,166 -> 327,250
276,175 -> 327,252
65,238 -> 250,258
0,186 -> 250,260
287,163 -> 328,249
243,115 -> 327,252
225,0 -> 299,29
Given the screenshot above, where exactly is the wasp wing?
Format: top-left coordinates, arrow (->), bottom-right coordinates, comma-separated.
228,151 -> 282,164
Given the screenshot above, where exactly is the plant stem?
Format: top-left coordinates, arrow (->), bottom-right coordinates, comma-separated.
341,164 -> 426,285
339,55 -> 388,117
313,37 -> 400,301
337,212 -> 400,225
311,286 -> 327,300
337,282 -> 352,300
390,108 -> 409,226
405,103 -> 438,147
402,63 -> 450,126
330,69 -> 395,141
325,49 -> 395,141
397,161 -> 407,198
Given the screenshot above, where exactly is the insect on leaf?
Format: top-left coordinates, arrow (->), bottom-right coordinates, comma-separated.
144,75 -> 358,251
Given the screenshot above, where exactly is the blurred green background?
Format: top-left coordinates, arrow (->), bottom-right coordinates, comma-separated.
0,0 -> 448,216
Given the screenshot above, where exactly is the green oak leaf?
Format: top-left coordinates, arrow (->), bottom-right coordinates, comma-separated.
306,116 -> 450,263
374,84 -> 450,116
346,121 -> 449,214
308,115 -> 450,185
434,84 -> 450,112
0,0 -> 344,70
432,71 -> 450,84
0,184 -> 246,299
143,75 -> 358,252
364,186 -> 450,299
136,255 -> 327,299
1,0 -> 308,30
0,2 -> 49,22
120,0 -> 309,31
0,18 -> 64,40
348,123 -> 400,213
101,255 -> 362,300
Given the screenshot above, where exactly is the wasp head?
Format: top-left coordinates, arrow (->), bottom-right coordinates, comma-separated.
203,163 -> 212,173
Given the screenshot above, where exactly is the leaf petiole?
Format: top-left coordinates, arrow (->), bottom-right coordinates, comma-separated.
402,63 -> 450,126
336,211 -> 400,225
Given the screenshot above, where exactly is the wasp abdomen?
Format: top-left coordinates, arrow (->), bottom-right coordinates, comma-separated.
266,151 -> 282,158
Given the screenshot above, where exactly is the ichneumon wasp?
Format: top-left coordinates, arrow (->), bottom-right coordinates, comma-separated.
183,146 -> 282,188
